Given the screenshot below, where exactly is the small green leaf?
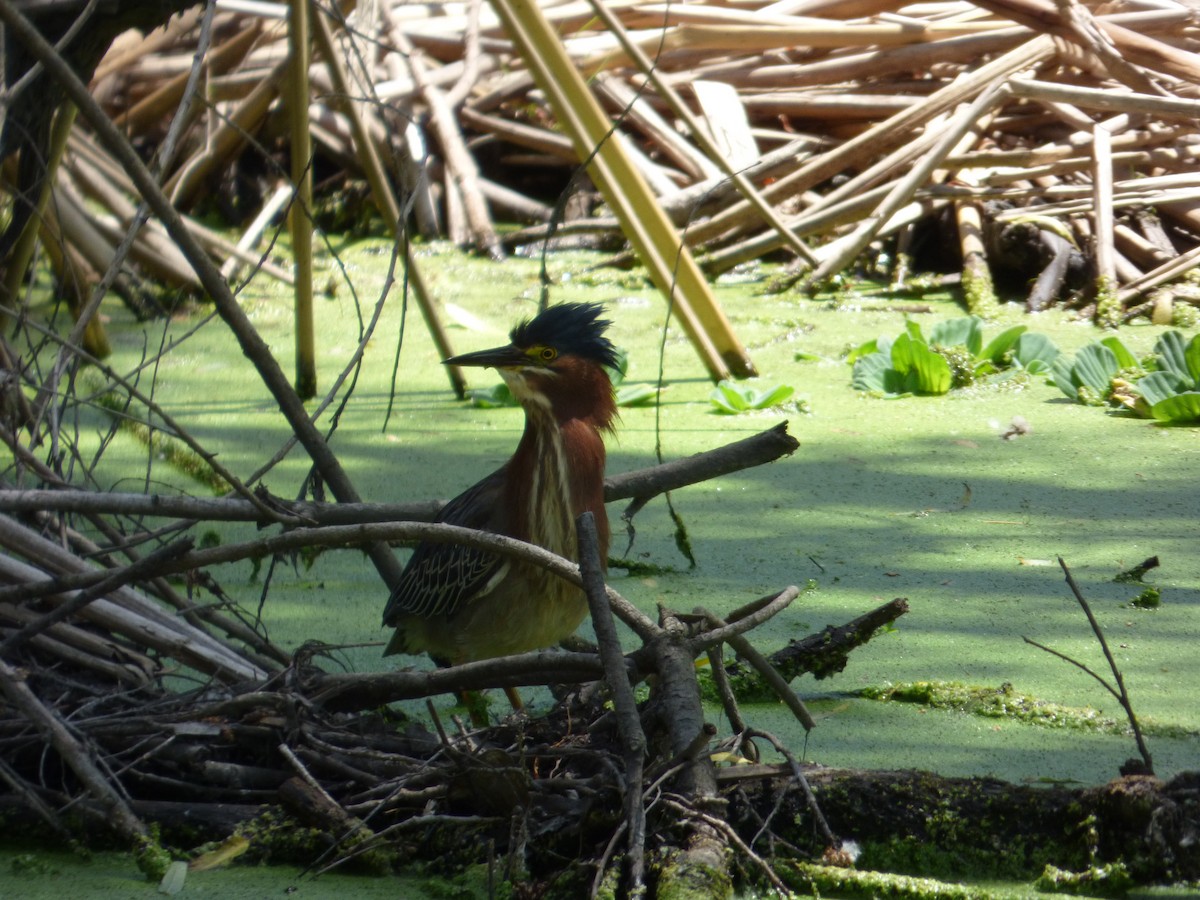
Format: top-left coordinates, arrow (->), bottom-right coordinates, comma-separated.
1136,371 -> 1186,408
709,379 -> 795,413
1149,391 -> 1200,424
1012,332 -> 1059,369
753,384 -> 794,407
1072,343 -> 1120,395
158,861 -> 187,895
1051,355 -> 1079,400
1153,331 -> 1194,383
845,339 -> 879,365
720,381 -> 751,410
890,332 -> 918,375
467,383 -> 517,408
930,316 -> 983,357
905,341 -> 952,394
709,380 -> 748,414
852,353 -> 900,394
615,383 -> 661,407
981,324 -> 1027,364
1099,336 -> 1138,371
604,346 -> 630,386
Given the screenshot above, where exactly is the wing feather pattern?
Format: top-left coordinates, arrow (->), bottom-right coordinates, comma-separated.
382,467 -> 509,623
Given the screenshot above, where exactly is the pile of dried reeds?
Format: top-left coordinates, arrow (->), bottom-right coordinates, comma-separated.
61,0 -> 1200,330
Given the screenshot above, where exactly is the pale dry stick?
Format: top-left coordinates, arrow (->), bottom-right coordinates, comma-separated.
976,0 -> 1200,85
286,0 -> 316,398
67,156 -> 199,288
163,56 -> 287,206
458,107 -> 578,161
91,4 -> 206,81
1113,223 -> 1174,271
1134,209 -> 1176,257
1008,78 -> 1200,120
442,0 -> 483,109
683,26 -> 1027,90
112,19 -> 262,134
947,127 -> 1200,172
710,94 -> 990,273
0,616 -> 154,687
311,3 -> 466,396
388,22 -> 502,259
578,511 -> 647,897
953,166 -> 997,317
695,605 -> 814,731
1092,123 -> 1117,291
65,131 -> 294,284
1054,0 -> 1162,95
0,536 -> 193,656
0,657 -> 151,846
583,0 -> 819,266
25,2 -> 218,441
992,186 -> 1200,221
689,585 -> 802,656
0,419 -> 798,541
595,73 -> 719,182
0,600 -> 158,684
2,506 -> 288,671
804,82 -> 1006,289
757,0 -> 901,15
684,36 -> 1055,250
1116,242 -> 1200,305
625,15 -> 1004,59
974,146 -> 1200,186
221,181 -> 293,282
0,0 -> 410,596
490,0 -> 741,381
0,553 -> 262,684
0,517 -> 662,644
476,175 -> 552,222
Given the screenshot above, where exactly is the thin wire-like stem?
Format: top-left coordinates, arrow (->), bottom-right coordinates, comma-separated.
1057,557 -> 1153,773
1024,558 -> 1153,774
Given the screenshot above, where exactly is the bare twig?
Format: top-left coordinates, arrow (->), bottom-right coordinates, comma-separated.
1022,558 -> 1153,774
577,511 -> 647,896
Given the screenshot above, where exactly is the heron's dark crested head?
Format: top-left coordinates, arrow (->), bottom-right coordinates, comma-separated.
510,303 -> 618,371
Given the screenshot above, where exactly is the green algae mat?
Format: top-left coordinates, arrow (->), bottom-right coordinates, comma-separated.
7,241 -> 1197,897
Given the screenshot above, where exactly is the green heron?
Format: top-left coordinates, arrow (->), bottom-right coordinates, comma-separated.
382,302 -> 618,692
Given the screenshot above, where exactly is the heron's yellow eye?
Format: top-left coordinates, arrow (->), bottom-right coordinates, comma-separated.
538,346 -> 558,362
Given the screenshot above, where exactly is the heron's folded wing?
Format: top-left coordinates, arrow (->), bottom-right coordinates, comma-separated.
382,468 -> 508,623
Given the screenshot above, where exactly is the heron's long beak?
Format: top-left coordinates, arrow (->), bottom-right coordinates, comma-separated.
443,344 -> 527,369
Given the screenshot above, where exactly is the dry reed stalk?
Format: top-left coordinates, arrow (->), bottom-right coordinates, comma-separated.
805,84 -> 1007,286
1092,123 -> 1119,324
92,6 -> 208,82
596,74 -> 721,182
585,0 -> 820,264
459,108 -> 578,161
389,21 -> 503,258
679,28 -> 1029,89
1008,78 -> 1200,121
163,57 -> 286,208
682,36 -> 1055,253
1112,224 -> 1174,271
1117,242 -> 1200,306
68,156 -> 200,289
112,21 -> 262,134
